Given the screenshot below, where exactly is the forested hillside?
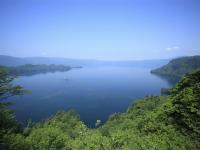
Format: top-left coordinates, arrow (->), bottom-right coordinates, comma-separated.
151,56 -> 200,77
0,64 -> 71,76
0,68 -> 200,149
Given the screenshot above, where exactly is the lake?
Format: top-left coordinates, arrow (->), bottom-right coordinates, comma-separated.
8,66 -> 173,127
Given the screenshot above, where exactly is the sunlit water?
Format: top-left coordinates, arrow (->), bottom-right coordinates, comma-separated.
8,66 -> 172,127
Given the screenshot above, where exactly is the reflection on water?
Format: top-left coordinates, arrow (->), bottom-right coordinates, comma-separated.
8,66 -> 173,127
151,74 -> 180,86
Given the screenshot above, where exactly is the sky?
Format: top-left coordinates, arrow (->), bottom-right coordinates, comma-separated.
0,0 -> 200,60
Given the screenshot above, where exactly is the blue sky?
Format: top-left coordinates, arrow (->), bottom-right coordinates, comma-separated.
0,0 -> 200,60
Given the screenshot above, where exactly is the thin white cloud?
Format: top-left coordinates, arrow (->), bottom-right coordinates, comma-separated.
166,46 -> 180,51
166,47 -> 172,51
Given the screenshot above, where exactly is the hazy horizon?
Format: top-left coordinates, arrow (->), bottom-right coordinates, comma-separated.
0,54 -> 176,61
1,0 -> 200,60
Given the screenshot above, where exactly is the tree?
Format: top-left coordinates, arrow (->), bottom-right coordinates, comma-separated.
0,67 -> 25,100
0,68 -> 27,149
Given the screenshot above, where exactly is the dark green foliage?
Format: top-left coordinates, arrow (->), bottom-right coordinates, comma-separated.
0,68 -> 27,149
0,103 -> 21,133
0,67 -> 26,99
166,69 -> 200,139
161,88 -> 171,95
171,69 -> 200,94
1,64 -> 71,76
0,68 -> 25,133
151,55 -> 200,77
1,133 -> 29,150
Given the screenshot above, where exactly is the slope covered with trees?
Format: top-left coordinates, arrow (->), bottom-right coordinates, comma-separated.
0,68 -> 200,149
0,64 -> 71,76
151,56 -> 200,77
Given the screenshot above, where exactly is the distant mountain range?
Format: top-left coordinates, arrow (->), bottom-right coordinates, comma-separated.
151,55 -> 200,77
0,55 -> 169,68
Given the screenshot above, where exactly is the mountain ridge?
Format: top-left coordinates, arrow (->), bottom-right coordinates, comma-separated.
151,55 -> 200,77
0,55 -> 169,68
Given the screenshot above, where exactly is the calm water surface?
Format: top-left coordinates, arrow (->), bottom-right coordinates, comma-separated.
8,66 -> 172,127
